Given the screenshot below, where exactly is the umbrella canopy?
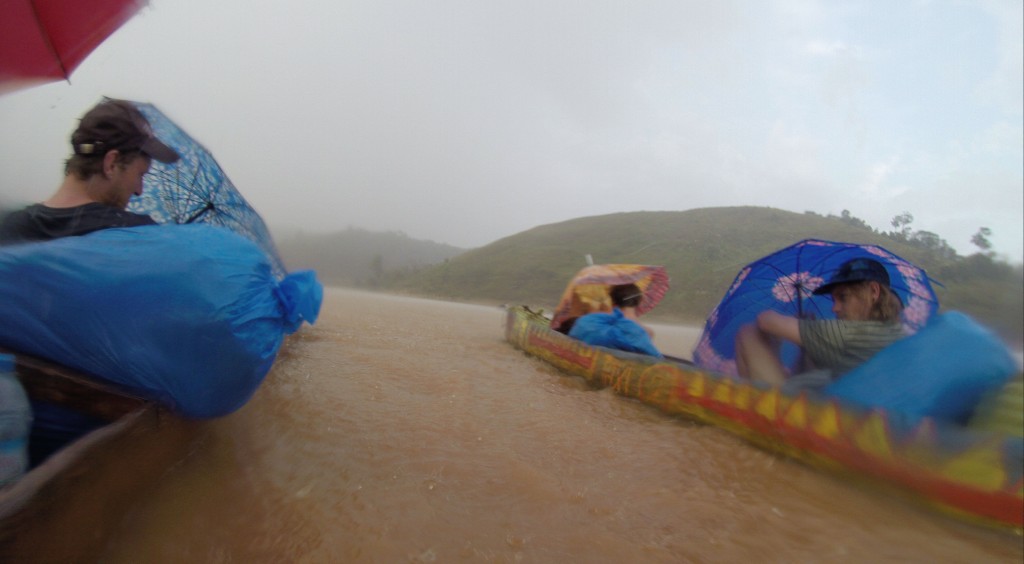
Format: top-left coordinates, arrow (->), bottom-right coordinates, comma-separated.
0,0 -> 146,93
692,239 -> 940,377
550,264 -> 670,332
125,100 -> 287,279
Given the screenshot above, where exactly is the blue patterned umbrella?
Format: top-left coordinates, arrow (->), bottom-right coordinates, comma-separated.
692,239 -> 940,377
124,100 -> 286,279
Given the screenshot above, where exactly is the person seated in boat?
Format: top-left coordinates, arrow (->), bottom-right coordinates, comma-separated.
0,99 -> 179,245
734,257 -> 905,392
0,100 -> 179,466
568,283 -> 663,358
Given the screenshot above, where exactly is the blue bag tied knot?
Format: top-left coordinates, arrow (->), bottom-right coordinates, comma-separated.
275,270 -> 324,333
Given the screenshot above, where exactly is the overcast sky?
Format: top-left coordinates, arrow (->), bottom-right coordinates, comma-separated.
1,0 -> 1021,260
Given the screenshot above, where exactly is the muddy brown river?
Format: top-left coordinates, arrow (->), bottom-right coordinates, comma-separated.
98,288 -> 1021,562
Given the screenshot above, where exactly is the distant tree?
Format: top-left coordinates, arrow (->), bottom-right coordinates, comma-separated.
938,251 -> 1017,282
370,254 -> 384,287
911,229 -> 940,248
890,211 -> 913,240
910,230 -> 957,262
971,227 -> 993,255
838,209 -> 871,230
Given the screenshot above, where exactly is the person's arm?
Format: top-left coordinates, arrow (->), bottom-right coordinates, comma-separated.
755,311 -> 801,345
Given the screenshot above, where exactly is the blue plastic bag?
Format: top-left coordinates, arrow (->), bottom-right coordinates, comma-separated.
0,224 -> 322,418
823,312 -> 1017,425
569,309 -> 662,358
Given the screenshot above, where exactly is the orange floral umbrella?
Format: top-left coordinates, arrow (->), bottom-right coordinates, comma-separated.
550,264 -> 669,332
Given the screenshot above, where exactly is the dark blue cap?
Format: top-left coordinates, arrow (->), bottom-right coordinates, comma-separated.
813,258 -> 891,295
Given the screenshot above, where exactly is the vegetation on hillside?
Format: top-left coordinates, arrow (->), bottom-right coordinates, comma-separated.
386,207 -> 1023,345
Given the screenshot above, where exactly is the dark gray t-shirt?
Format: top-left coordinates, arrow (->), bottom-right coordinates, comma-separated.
0,203 -> 155,245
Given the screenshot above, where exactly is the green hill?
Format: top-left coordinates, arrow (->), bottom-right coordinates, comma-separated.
389,207 -> 1024,345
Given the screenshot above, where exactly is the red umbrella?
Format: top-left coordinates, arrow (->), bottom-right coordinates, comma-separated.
0,0 -> 146,93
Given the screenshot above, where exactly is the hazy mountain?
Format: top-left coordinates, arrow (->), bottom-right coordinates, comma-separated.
388,207 -> 1023,344
275,227 -> 465,288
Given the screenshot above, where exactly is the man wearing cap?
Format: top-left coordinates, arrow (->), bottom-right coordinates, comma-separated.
734,257 -> 905,391
0,99 -> 179,245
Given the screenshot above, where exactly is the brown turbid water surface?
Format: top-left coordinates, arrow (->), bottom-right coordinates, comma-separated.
99,288 -> 1022,562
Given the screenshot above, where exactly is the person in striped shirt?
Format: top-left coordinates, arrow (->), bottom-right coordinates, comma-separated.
734,257 -> 905,392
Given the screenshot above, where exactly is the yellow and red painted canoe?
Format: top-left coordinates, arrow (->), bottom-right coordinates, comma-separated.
504,306 -> 1023,533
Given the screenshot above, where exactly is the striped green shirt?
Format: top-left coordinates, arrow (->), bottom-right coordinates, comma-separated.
799,319 -> 905,377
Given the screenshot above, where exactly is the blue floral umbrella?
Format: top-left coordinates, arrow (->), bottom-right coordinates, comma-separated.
692,239 -> 940,377
124,100 -> 287,279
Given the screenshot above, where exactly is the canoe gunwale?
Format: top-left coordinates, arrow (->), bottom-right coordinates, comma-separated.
3,346 -> 148,421
0,348 -> 201,561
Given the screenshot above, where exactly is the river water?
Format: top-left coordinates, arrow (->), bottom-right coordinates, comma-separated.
100,288 -> 1021,562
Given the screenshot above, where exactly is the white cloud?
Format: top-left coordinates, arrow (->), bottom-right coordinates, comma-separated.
857,157 -> 910,201
976,121 -> 1024,158
805,40 -> 854,57
975,0 -> 1024,116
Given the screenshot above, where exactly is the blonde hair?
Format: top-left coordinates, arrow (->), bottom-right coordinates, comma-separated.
848,280 -> 903,323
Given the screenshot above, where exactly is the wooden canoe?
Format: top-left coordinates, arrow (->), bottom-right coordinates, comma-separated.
0,349 -> 202,562
504,305 -> 1024,533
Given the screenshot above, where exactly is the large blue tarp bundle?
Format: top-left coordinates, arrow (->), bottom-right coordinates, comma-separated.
0,224 -> 322,419
823,312 -> 1018,426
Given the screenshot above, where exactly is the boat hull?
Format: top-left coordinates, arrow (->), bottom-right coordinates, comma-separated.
0,351 -> 201,561
505,306 -> 1024,532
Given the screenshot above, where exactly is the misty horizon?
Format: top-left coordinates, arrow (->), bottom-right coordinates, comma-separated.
2,1 -> 1021,260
